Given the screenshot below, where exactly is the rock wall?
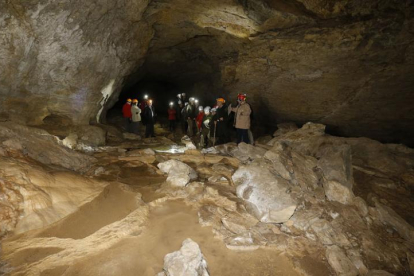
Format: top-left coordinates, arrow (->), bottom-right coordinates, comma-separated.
1,0 -> 413,144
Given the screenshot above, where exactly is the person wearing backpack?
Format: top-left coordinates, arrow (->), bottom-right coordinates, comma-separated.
230,93 -> 251,144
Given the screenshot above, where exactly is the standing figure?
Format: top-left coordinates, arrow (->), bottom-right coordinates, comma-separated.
186,98 -> 197,137
214,98 -> 229,145
195,106 -> 204,133
130,99 -> 142,135
230,94 -> 251,144
122,98 -> 132,132
201,106 -> 212,148
168,102 -> 177,132
144,99 -> 156,138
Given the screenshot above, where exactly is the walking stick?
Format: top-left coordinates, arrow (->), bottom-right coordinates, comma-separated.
213,121 -> 217,146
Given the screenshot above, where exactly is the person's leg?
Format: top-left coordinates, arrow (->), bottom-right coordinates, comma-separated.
236,128 -> 242,144
243,129 -> 249,144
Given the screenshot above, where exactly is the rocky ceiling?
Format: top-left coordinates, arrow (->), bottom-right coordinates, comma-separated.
1,0 -> 413,145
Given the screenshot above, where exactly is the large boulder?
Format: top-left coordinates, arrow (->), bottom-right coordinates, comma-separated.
326,245 -> 358,276
76,125 -> 106,147
373,198 -> 414,242
157,239 -> 209,276
232,164 -> 297,223
157,160 -> 198,187
318,144 -> 355,204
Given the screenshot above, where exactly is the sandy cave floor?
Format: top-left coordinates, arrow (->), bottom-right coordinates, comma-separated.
0,123 -> 326,276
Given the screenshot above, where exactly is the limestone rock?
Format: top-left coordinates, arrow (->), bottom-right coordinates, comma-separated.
353,197 -> 369,217
272,123 -> 298,137
232,164 -> 297,223
0,123 -> 96,172
373,199 -> 414,242
76,125 -> 106,147
157,160 -> 198,187
318,145 -> 355,204
326,245 -> 358,276
0,157 -> 107,236
158,238 -> 209,276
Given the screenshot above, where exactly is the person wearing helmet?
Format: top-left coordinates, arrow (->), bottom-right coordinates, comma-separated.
186,97 -> 197,137
181,93 -> 187,103
144,99 -> 156,138
195,106 -> 204,133
230,93 -> 251,144
168,102 -> 177,132
122,98 -> 133,132
131,99 -> 142,135
214,97 -> 230,144
200,106 -> 212,148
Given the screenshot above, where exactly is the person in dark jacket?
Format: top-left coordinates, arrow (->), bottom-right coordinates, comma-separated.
144,99 -> 156,138
214,98 -> 229,145
186,98 -> 197,137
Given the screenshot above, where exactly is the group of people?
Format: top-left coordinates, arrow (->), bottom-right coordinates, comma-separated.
167,93 -> 253,147
122,96 -> 156,138
122,92 -> 253,146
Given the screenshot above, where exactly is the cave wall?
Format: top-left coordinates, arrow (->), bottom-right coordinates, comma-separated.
0,0 -> 153,125
1,0 -> 413,144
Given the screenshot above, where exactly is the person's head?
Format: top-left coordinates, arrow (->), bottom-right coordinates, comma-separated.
189,97 -> 195,105
216,98 -> 225,107
181,93 -> 186,99
237,93 -> 247,104
148,99 -> 153,106
204,106 -> 211,115
195,99 -> 199,107
177,94 -> 182,99
127,98 -> 132,104
132,99 -> 138,106
211,108 -> 217,115
198,106 -> 204,113
169,102 -> 174,109
178,100 -> 183,107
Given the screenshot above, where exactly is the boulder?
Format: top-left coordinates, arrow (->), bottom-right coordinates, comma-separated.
232,164 -> 297,223
123,132 -> 141,140
76,125 -> 106,147
157,160 -> 198,187
62,133 -> 78,149
318,144 -> 355,204
326,245 -> 358,276
157,238 -> 209,276
272,122 -> 298,137
373,198 -> 414,242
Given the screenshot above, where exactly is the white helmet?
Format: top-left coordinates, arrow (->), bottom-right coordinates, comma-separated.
189,97 -> 195,102
199,106 -> 203,111
211,108 -> 217,112
185,102 -> 189,106
178,100 -> 182,104
204,106 -> 211,114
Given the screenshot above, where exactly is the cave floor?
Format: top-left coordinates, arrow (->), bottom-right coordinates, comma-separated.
0,124 -> 322,276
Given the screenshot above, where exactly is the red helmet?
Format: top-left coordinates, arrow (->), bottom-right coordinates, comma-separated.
237,94 -> 247,101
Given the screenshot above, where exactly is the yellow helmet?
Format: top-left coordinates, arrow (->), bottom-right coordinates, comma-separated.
216,98 -> 225,103
132,99 -> 138,103
127,98 -> 132,102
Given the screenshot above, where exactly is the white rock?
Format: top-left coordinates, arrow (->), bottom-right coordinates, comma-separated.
232,164 -> 297,223
318,145 -> 355,204
158,238 -> 209,276
157,160 -> 197,187
62,133 -> 78,149
326,245 -> 358,276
